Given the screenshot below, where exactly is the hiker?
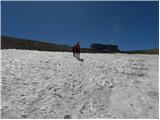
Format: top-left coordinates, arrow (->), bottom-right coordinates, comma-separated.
75,42 -> 80,58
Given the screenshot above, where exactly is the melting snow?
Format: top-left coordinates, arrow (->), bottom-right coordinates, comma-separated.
1,49 -> 159,118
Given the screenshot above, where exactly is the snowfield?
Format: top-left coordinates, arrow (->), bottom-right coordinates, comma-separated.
1,49 -> 159,119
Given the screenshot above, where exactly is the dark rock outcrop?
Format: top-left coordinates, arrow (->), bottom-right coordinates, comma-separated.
90,43 -> 120,53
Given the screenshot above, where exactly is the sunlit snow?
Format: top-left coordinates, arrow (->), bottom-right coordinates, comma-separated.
1,49 -> 159,119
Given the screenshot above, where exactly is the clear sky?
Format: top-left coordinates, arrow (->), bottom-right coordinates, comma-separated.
1,1 -> 159,50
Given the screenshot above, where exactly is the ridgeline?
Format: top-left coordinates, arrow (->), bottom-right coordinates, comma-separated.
1,36 -> 158,54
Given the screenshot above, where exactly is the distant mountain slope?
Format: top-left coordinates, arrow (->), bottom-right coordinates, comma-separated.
1,36 -> 158,54
126,48 -> 159,54
1,36 -> 96,53
1,36 -> 72,52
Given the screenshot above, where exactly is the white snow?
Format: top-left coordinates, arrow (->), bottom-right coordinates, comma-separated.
1,49 -> 159,119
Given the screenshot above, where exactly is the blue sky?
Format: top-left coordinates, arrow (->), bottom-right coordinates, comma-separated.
1,1 -> 159,50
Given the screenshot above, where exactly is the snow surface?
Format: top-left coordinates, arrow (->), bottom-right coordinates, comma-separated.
1,49 -> 159,119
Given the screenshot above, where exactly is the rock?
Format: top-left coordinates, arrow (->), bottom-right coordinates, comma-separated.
64,114 -> 71,119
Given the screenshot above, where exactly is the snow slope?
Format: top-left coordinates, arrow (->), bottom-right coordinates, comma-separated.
1,49 -> 159,119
